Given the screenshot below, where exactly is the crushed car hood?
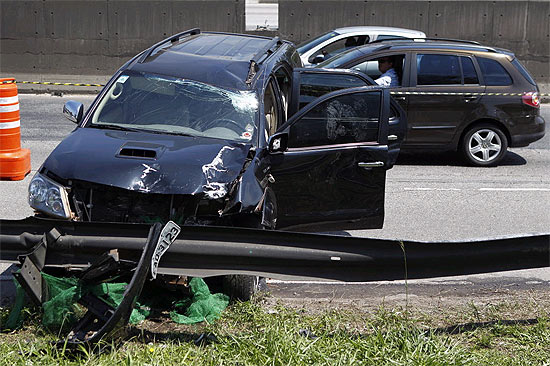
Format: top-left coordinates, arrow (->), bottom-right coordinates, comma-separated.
42,128 -> 252,196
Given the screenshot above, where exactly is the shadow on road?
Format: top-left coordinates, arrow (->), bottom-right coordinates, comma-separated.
396,151 -> 527,167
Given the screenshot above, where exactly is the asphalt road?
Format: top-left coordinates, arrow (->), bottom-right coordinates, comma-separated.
1,94 -> 549,304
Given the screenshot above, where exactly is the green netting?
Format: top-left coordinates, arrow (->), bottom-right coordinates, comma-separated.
3,271 -> 229,331
170,277 -> 230,324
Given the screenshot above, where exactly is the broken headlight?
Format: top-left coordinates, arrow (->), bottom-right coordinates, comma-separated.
28,172 -> 72,219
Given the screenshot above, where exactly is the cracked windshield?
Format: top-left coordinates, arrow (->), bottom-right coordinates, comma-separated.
91,72 -> 259,142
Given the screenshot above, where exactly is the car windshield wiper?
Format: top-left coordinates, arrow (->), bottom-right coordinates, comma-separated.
153,130 -> 196,137
89,123 -> 145,132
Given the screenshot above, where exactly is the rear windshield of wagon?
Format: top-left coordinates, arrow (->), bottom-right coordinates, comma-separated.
89,72 -> 259,143
511,58 -> 537,86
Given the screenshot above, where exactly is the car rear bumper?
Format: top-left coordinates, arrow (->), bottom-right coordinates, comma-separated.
511,115 -> 545,147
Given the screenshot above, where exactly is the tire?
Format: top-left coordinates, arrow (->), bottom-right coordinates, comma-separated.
460,124 -> 508,167
222,274 -> 267,301
223,193 -> 275,301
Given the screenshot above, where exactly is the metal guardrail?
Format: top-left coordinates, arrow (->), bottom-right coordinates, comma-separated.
2,216 -> 548,346
1,217 -> 549,282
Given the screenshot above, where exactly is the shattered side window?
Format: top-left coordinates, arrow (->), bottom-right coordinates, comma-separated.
288,91 -> 381,148
90,72 -> 259,143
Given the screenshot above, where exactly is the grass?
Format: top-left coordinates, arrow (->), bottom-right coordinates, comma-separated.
1,299 -> 549,366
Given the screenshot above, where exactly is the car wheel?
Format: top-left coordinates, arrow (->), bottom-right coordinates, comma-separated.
461,124 -> 508,166
222,274 -> 267,301
223,211 -> 273,301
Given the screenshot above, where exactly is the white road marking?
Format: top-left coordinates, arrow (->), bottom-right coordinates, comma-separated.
404,187 -> 550,192
404,188 -> 461,191
479,188 -> 550,192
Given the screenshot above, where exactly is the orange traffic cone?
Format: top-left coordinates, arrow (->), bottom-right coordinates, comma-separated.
0,78 -> 31,180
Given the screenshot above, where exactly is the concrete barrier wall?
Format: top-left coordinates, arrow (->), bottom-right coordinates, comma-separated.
0,0 -> 245,75
1,0 -> 548,83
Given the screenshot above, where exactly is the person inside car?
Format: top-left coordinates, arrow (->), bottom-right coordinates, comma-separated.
375,57 -> 399,87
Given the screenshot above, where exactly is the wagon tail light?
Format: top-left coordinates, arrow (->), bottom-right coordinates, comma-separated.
522,92 -> 540,108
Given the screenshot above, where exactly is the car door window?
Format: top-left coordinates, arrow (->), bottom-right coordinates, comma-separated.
264,80 -> 279,137
308,36 -> 365,63
298,72 -> 368,110
288,91 -> 381,148
274,67 -> 291,121
351,54 -> 406,85
461,56 -> 479,84
352,60 -> 380,78
416,54 -> 461,85
477,57 -> 513,86
376,35 -> 406,41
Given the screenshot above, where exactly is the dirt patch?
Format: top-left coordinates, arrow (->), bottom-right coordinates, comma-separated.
261,282 -> 550,329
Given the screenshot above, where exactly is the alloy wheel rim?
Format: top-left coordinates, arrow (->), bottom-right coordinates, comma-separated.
468,129 -> 502,163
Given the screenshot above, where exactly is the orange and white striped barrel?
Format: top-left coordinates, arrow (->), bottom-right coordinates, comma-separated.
0,78 -> 31,180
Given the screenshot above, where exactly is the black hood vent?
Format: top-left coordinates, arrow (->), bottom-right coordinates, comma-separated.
116,141 -> 167,160
119,148 -> 157,159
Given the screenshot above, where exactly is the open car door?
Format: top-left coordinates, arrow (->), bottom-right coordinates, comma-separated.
289,68 -> 406,168
269,86 -> 391,231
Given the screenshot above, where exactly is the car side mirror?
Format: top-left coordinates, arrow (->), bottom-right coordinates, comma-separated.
310,54 -> 325,64
63,100 -> 84,124
268,132 -> 288,154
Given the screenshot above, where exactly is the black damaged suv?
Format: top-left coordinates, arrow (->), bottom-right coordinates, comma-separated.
318,39 -> 545,166
29,29 -> 406,233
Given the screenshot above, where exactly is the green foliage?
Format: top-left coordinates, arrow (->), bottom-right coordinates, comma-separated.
1,302 -> 549,366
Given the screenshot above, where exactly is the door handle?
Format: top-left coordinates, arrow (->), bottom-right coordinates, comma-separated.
388,135 -> 398,141
463,95 -> 478,102
393,96 -> 406,101
358,161 -> 385,169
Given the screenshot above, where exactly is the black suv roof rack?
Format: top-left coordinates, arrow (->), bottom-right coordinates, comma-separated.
369,37 -> 498,53
138,28 -> 201,63
246,37 -> 283,84
370,37 -> 482,45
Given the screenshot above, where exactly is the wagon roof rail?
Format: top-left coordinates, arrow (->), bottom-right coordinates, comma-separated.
246,36 -> 283,84
138,28 -> 201,63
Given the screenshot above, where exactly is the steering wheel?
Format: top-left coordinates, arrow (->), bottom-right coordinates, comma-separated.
206,118 -> 244,134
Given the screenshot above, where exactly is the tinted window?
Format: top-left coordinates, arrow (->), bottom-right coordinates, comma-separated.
511,58 -> 536,86
376,35 -> 406,41
417,54 -> 461,85
299,73 -> 367,109
297,31 -> 339,55
317,48 -> 367,69
461,57 -> 479,84
274,67 -> 291,121
477,57 -> 512,86
309,36 -> 366,63
352,60 -> 381,79
289,91 -> 381,148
